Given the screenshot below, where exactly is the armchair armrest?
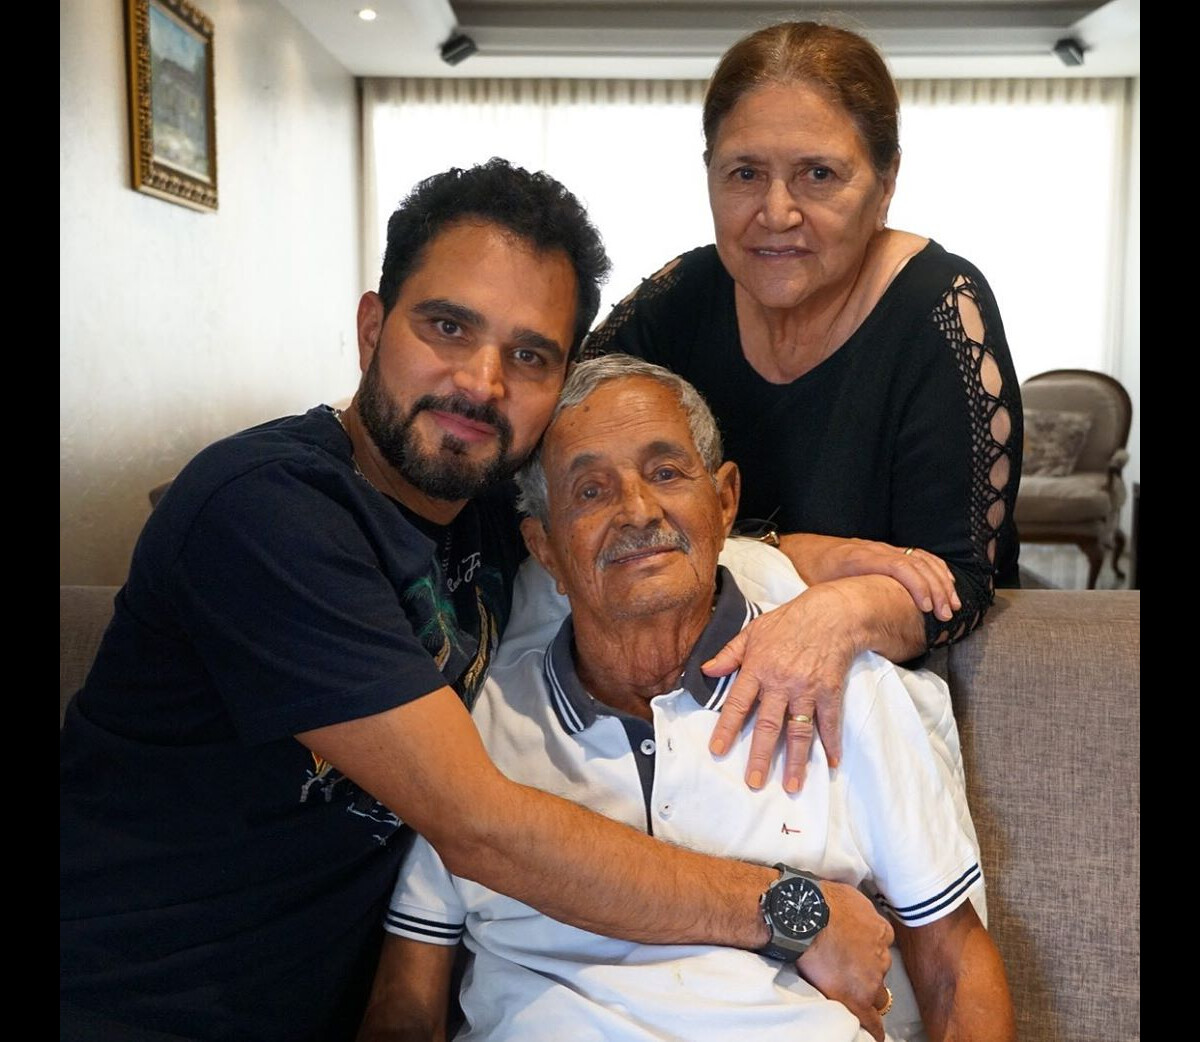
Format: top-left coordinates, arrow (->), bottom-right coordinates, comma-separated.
1105,448 -> 1130,497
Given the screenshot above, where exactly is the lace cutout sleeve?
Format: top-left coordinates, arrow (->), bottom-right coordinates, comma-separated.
581,256 -> 685,361
927,273 -> 1022,648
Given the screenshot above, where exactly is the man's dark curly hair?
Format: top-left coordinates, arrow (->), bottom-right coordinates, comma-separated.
378,158 -> 611,357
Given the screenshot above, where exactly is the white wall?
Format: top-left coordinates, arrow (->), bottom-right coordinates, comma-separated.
1117,76 -> 1139,569
60,0 -> 362,585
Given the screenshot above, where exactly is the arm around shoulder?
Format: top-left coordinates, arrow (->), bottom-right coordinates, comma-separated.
296,684 -> 777,949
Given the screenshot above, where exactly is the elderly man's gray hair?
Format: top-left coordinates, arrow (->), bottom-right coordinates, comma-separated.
515,354 -> 724,524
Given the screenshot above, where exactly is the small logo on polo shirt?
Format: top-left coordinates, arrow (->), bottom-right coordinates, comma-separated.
780,822 -> 802,835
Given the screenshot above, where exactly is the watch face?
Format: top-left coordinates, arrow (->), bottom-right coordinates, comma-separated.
768,876 -> 830,940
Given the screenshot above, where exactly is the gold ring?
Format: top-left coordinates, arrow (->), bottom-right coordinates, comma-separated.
876,985 -> 894,1016
903,547 -> 915,556
787,713 -> 812,725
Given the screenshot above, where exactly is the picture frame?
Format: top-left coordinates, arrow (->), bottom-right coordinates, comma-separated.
125,0 -> 218,212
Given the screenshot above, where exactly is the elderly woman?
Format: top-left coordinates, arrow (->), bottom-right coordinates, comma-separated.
584,21 -> 1022,785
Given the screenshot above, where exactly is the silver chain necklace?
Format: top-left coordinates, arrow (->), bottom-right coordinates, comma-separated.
334,407 -> 458,583
333,407 -> 382,494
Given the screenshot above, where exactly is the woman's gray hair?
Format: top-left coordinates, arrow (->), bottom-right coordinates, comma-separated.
515,354 -> 724,524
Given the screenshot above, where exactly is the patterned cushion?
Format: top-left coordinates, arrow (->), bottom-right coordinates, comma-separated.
1023,409 -> 1093,476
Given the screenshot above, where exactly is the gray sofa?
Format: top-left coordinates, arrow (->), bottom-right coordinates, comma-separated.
60,585 -> 1140,1042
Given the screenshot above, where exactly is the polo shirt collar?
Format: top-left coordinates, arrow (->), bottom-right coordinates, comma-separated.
541,565 -> 764,736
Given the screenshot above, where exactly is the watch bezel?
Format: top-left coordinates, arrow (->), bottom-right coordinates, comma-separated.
758,863 -> 830,961
767,875 -> 830,939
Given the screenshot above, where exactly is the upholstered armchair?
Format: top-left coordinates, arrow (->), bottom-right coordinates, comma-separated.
1015,369 -> 1132,589
148,480 -> 172,508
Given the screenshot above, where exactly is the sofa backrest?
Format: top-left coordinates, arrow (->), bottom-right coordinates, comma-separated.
947,588 -> 1140,1042
60,585 -> 118,725
59,584 -> 1141,1039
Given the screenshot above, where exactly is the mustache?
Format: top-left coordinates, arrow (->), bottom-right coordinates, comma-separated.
598,526 -> 691,569
412,393 -> 511,440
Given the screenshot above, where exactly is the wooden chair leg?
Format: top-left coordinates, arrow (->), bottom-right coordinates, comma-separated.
1110,530 -> 1127,580
1081,541 -> 1104,589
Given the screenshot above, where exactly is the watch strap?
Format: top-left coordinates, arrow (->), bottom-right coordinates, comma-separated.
758,940 -> 814,962
773,862 -> 822,885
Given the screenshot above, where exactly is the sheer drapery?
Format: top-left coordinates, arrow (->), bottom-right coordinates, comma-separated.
363,78 -> 710,327
891,78 -> 1132,379
363,76 -> 1132,378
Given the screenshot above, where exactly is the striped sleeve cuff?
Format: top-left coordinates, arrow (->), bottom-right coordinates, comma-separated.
384,908 -> 465,946
876,862 -> 982,927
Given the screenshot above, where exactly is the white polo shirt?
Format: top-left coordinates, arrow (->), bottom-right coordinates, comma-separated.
386,565 -> 983,1042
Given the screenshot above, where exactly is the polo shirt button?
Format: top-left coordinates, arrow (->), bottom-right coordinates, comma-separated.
659,804 -> 673,820
640,739 -> 656,756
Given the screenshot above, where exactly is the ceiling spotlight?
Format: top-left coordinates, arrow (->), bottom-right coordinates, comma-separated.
356,8 -> 377,21
440,32 -> 478,66
1052,38 -> 1084,67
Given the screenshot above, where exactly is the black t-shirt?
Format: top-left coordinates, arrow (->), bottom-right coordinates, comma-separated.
60,406 -> 526,1041
584,242 -> 1023,646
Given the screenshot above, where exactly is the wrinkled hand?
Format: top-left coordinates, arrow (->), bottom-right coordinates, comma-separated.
703,584 -> 859,792
797,882 -> 894,1042
783,533 -> 960,622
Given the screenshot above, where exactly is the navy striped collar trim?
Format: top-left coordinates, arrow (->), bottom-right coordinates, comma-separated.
542,566 -> 763,736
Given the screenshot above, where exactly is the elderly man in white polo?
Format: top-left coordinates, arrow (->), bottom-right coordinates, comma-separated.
357,355 -> 1015,1042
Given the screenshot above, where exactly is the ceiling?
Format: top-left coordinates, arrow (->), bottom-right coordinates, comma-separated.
275,0 -> 1140,80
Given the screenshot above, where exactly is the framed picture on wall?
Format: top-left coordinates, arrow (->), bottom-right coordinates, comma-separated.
124,0 -> 218,212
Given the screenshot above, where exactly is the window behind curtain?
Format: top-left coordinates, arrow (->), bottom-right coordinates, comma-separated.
891,78 -> 1131,380
363,76 -> 1132,380
363,78 -> 711,327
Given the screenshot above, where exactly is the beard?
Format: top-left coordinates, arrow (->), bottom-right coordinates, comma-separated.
357,352 -> 521,502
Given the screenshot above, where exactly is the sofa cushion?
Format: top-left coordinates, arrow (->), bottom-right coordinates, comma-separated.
1014,472 -> 1112,523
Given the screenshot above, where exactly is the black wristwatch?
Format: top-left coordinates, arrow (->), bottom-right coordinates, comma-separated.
758,862 -> 830,961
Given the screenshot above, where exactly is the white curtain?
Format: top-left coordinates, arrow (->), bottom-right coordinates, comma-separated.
363,78 -> 710,323
363,76 -> 1133,380
891,78 -> 1132,380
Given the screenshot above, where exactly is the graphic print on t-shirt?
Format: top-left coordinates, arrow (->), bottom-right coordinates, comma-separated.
301,751 -> 404,845
294,488 -> 514,835
403,549 -> 508,711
